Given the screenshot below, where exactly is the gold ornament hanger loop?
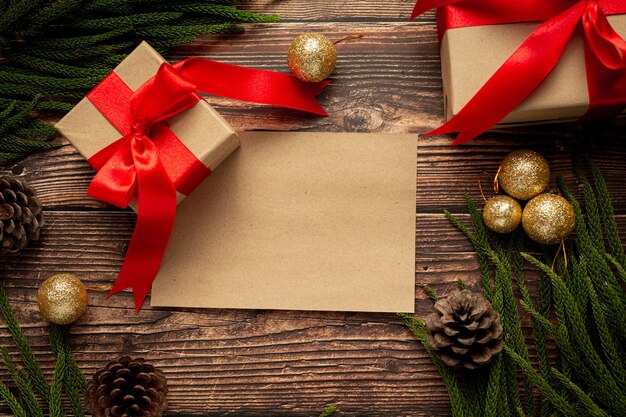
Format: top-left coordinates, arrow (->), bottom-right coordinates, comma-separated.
333,34 -> 364,45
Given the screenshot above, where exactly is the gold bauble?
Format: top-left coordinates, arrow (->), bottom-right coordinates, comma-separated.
498,150 -> 550,200
483,195 -> 522,234
522,194 -> 575,245
288,33 -> 336,82
37,274 -> 88,325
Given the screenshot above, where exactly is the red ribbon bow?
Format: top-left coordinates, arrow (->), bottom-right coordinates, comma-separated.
412,0 -> 626,144
86,57 -> 329,311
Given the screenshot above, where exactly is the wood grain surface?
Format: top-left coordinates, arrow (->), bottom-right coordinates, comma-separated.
2,2 -> 626,416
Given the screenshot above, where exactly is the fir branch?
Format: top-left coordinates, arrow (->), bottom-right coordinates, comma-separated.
0,0 -> 46,33
72,12 -> 183,29
160,4 -> 280,23
522,253 -> 626,415
399,313 -> 470,417
484,355 -> 504,417
21,0 -> 87,35
319,404 -> 339,417
552,368 -> 608,417
504,345 -> 575,416
591,161 -> 626,270
0,283 -> 50,402
0,380 -> 28,417
1,348 -> 44,417
585,273 -> 625,390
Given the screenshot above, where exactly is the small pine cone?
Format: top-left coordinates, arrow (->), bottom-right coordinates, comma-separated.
425,289 -> 503,370
0,176 -> 44,252
87,356 -> 168,417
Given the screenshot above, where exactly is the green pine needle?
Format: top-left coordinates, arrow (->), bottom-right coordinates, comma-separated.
0,0 -> 280,162
406,161 -> 626,417
319,404 -> 339,417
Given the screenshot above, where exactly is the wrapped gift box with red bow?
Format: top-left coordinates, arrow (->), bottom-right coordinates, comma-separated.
56,41 -> 327,310
412,0 -> 626,144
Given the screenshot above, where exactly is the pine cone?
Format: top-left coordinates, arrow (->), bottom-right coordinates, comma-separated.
0,176 -> 44,252
425,289 -> 503,370
86,356 -> 168,417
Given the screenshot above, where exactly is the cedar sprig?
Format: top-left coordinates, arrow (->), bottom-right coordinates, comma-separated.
0,282 -> 86,416
0,0 -> 279,162
405,160 -> 626,416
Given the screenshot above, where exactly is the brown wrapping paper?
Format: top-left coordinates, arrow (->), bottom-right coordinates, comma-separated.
151,132 -> 418,313
440,15 -> 626,125
55,41 -> 240,206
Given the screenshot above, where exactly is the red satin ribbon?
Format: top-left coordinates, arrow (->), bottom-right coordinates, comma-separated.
86,58 -> 329,311
412,0 -> 626,144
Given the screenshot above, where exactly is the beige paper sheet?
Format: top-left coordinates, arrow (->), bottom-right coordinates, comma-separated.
151,132 -> 417,313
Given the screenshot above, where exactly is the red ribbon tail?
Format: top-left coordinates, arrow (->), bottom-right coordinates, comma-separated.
428,1 -> 585,144
172,59 -> 330,116
107,136 -> 177,312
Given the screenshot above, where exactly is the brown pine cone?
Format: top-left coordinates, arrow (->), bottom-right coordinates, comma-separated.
86,356 -> 168,417
425,289 -> 503,370
0,176 -> 44,252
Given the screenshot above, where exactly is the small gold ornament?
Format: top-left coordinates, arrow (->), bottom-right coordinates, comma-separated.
288,33 -> 336,82
37,274 -> 88,325
483,195 -> 522,234
497,150 -> 550,200
522,193 -> 575,245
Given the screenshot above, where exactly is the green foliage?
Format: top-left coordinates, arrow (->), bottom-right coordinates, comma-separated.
403,160 -> 626,416
0,0 -> 279,162
319,404 -> 339,417
0,282 -> 86,416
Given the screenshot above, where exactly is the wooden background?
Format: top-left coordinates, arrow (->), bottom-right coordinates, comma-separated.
2,1 -> 626,416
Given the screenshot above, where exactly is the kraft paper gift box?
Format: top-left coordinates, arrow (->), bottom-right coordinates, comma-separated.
440,15 -> 626,125
55,41 -> 239,205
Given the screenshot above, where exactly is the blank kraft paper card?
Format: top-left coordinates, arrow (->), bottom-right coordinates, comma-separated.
151,132 -> 417,313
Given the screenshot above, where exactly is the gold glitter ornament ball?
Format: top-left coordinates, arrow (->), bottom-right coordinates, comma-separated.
498,150 -> 550,200
483,195 -> 522,234
288,33 -> 336,82
522,194 -> 575,245
37,274 -> 88,325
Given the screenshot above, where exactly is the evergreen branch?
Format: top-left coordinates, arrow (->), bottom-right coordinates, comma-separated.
399,313 -> 470,417
423,284 -> 438,302
0,379 -> 28,417
585,273 -> 625,390
522,253 -> 626,415
503,345 -> 576,416
590,160 -> 626,270
0,0 -> 46,32
0,283 -> 50,402
160,4 -> 280,23
319,404 -> 339,417
49,324 -> 68,417
26,27 -> 130,50
53,324 -> 86,416
10,54 -> 111,79
0,94 -> 39,134
23,42 -> 135,61
484,354 -> 504,417
0,97 -> 74,112
135,23 -> 237,39
1,348 -> 44,417
22,0 -> 87,35
552,368 -> 608,417
72,12 -> 183,29
0,69 -> 101,90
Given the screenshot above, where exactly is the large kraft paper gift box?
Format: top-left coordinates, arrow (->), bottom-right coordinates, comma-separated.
423,2 -> 626,126
55,41 -> 239,205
